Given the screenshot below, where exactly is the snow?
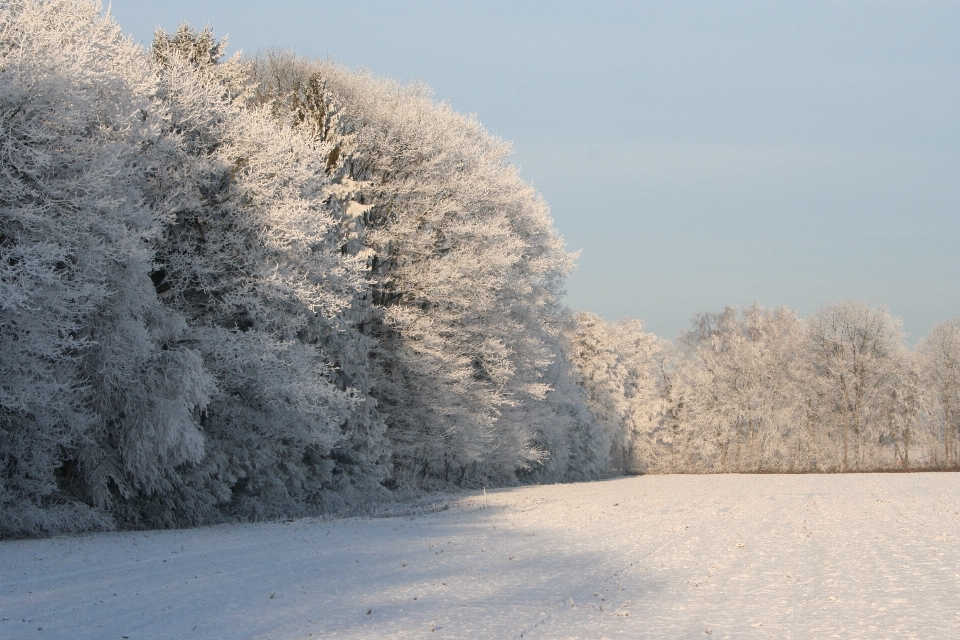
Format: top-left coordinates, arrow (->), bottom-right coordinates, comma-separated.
3,473 -> 959,639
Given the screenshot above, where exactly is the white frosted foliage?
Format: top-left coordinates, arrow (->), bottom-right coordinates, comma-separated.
0,0 -> 215,534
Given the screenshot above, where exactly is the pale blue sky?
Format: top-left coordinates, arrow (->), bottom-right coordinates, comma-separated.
109,0 -> 960,342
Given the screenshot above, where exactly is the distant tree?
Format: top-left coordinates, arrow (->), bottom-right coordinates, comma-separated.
566,313 -> 629,454
805,301 -> 908,471
675,305 -> 805,472
565,313 -> 670,474
882,356 -> 922,469
917,320 -> 960,467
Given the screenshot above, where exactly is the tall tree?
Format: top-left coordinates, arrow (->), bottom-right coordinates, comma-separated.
249,52 -> 590,486
0,0 -> 216,534
566,313 -> 669,474
147,27 -> 387,521
674,305 -> 805,472
917,320 -> 960,467
805,301 -> 908,471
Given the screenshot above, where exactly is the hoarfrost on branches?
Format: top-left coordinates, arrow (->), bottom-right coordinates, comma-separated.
4,1 -> 956,538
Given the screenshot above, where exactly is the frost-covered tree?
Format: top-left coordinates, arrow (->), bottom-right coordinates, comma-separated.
881,355 -> 923,469
151,22 -> 249,103
249,52 -> 588,487
565,312 -> 671,474
674,306 -> 806,472
917,320 -> 960,467
567,301 -> 944,475
145,27 -> 390,521
564,313 -> 629,472
513,342 -> 612,483
0,2 -> 400,535
805,301 -> 909,471
0,1 -> 644,538
0,0 -> 216,535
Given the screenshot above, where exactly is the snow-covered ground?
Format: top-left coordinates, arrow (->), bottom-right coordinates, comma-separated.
3,473 -> 959,639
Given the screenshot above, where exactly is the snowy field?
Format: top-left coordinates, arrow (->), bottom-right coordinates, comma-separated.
3,474 -> 959,639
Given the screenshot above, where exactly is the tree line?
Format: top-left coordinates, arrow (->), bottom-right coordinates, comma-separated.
1,0 -> 613,536
570,303 -> 960,476
2,1 -> 957,537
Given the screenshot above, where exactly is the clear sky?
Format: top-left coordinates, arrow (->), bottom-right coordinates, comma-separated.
108,0 -> 960,342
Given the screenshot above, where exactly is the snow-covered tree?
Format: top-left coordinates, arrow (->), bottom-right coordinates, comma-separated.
249,52 -> 589,487
881,355 -> 923,469
0,3 -> 398,535
587,302 -> 938,474
0,0 -> 216,535
565,313 -> 670,474
673,306 -> 806,472
917,320 -> 960,467
145,27 -> 389,521
512,338 -> 612,483
804,301 -> 909,471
